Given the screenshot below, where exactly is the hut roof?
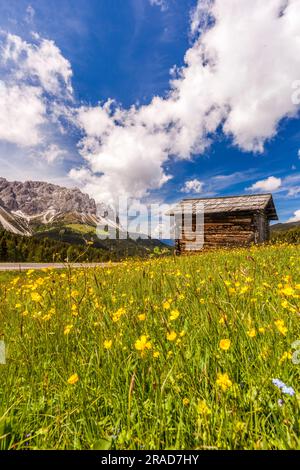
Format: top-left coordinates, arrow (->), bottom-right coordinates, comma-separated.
168,194 -> 278,220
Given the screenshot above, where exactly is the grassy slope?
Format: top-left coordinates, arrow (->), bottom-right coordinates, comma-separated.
0,243 -> 300,450
33,223 -> 168,251
271,225 -> 300,244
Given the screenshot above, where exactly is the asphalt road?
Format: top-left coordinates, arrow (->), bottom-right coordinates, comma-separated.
0,263 -> 114,271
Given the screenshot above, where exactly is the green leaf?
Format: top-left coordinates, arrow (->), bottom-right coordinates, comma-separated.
92,437 -> 112,450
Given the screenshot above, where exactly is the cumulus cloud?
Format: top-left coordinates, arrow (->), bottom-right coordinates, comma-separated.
1,32 -> 73,97
71,0 -> 300,203
40,144 -> 68,163
0,81 -> 45,147
248,176 -> 282,192
288,209 -> 300,222
181,178 -> 204,194
0,31 -> 73,156
190,0 -> 214,38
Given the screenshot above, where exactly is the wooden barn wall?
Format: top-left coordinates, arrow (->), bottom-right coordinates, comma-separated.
176,210 -> 270,253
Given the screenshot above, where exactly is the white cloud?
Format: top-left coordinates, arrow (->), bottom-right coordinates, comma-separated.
1,32 -> 73,97
181,178 -> 204,193
71,0 -> 300,203
0,81 -> 46,147
149,0 -> 168,12
298,149 -> 300,159
282,173 -> 300,197
288,209 -> 300,222
249,176 -> 282,192
190,0 -> 213,38
0,31 -> 73,158
40,144 -> 68,163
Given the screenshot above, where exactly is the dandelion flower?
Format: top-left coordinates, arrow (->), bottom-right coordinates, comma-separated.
274,320 -> 288,336
167,331 -> 177,342
104,340 -> 113,350
64,324 -> 73,335
31,292 -> 42,302
169,309 -> 180,321
281,286 -> 294,296
279,351 -> 292,363
247,329 -> 256,338
219,339 -> 231,351
67,373 -> 79,385
138,314 -> 146,321
163,301 -> 171,310
153,351 -> 160,358
135,335 -> 152,353
197,400 -> 211,415
216,372 -> 232,392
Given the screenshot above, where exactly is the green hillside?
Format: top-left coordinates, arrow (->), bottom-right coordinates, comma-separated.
271,222 -> 300,244
0,228 -> 170,263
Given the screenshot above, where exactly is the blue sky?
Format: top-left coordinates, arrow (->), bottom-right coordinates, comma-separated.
0,0 -> 300,222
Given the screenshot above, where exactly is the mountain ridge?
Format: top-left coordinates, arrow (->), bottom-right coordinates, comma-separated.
0,177 -> 108,236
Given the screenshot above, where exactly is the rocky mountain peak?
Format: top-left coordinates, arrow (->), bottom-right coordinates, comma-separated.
0,177 -> 97,216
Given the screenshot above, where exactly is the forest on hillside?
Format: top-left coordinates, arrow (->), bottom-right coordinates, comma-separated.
0,230 -> 168,262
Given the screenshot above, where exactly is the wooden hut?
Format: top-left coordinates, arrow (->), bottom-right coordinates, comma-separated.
168,194 -> 278,254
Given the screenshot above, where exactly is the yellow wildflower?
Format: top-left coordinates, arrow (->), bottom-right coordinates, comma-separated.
167,331 -> 177,342
216,372 -> 232,392
219,314 -> 227,325
153,351 -> 160,358
197,400 -> 212,415
219,339 -> 231,351
239,286 -> 249,294
169,309 -> 180,321
67,373 -> 79,385
258,327 -> 265,334
279,351 -> 292,363
179,330 -> 186,337
274,319 -> 288,336
112,307 -> 126,322
281,286 -> 294,297
104,339 -> 113,350
138,313 -> 146,321
235,421 -> 246,433
163,301 -> 171,310
182,398 -> 190,406
247,328 -> 256,338
31,292 -> 42,302
64,324 -> 73,335
135,335 -> 152,353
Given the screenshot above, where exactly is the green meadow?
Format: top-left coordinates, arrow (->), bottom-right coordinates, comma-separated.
0,243 -> 299,450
